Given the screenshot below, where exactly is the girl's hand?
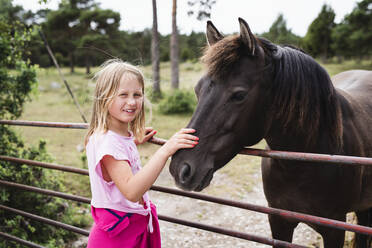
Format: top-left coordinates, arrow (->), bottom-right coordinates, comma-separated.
160,128 -> 199,157
135,127 -> 157,145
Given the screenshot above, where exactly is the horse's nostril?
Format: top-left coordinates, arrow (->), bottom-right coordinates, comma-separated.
179,163 -> 191,184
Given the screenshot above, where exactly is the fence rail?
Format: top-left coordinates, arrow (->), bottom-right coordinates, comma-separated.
2,156 -> 372,237
0,180 -> 307,248
0,204 -> 90,236
1,119 -> 372,247
0,232 -> 45,248
2,119 -> 372,166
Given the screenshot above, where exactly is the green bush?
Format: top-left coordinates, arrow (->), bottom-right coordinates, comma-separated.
0,11 -> 90,247
0,128 -> 91,248
145,85 -> 163,103
38,54 -> 51,68
158,90 -> 196,115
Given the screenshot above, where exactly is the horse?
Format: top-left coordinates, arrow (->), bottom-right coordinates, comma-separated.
169,18 -> 372,248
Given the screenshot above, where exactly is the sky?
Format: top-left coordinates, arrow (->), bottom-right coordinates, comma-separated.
15,0 -> 360,37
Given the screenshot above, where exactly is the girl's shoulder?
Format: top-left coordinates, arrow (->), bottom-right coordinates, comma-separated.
87,131 -> 136,163
86,131 -> 113,150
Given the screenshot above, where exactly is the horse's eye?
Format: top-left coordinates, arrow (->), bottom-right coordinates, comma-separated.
230,91 -> 246,102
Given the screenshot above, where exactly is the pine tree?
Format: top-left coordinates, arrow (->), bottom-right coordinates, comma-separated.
302,4 -> 335,61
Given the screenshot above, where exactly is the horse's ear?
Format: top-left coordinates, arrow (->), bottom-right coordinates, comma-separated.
238,18 -> 257,55
206,21 -> 223,46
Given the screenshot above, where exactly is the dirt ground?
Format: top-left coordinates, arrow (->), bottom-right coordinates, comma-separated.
152,165 -> 323,248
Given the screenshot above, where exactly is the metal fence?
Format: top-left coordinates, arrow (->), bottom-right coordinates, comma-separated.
1,120 -> 372,248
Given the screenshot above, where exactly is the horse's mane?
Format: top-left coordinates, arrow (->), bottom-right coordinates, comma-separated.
202,35 -> 343,152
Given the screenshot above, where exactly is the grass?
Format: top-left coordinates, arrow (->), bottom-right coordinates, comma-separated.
319,59 -> 372,76
13,59 -> 372,198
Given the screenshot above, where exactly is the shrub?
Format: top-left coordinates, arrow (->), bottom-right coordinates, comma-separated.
158,90 -> 196,115
145,85 -> 163,103
0,128 -> 91,248
0,15 -> 90,248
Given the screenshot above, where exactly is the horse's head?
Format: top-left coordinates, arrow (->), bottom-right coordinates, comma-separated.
170,18 -> 274,191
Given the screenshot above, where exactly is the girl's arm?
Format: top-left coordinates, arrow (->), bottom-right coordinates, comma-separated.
102,128 -> 198,203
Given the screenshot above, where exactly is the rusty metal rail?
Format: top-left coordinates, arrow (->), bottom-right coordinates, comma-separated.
0,180 -> 306,248
0,155 -> 88,175
0,231 -> 45,248
1,157 -> 372,236
2,119 -> 372,166
0,204 -> 90,236
0,120 -> 87,129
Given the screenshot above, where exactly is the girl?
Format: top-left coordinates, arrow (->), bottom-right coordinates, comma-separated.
85,59 -> 198,247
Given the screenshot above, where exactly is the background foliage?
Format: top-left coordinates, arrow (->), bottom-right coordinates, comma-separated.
6,0 -> 371,71
0,1 -> 89,247
158,90 -> 196,114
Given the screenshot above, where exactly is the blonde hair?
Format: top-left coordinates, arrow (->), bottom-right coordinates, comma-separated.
85,59 -> 146,145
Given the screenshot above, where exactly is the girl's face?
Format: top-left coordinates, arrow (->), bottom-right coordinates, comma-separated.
108,76 -> 143,130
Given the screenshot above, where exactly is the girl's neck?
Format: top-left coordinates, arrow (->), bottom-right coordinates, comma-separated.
107,118 -> 130,137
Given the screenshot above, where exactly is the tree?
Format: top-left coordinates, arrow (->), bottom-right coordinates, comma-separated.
331,22 -> 353,61
0,0 -> 30,25
187,0 -> 216,20
43,0 -> 121,73
261,14 -> 301,46
169,0 -> 216,89
186,0 -> 216,61
170,0 -> 179,89
0,2 -> 86,246
181,31 -> 207,61
302,4 -> 335,61
77,8 -> 121,74
42,2 -> 81,73
342,0 -> 372,60
151,0 -> 161,99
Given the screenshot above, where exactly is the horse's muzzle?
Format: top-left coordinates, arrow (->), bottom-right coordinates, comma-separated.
179,163 -> 192,185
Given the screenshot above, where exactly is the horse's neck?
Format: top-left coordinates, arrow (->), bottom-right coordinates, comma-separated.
264,74 -> 344,154
265,127 -> 310,152
264,117 -> 336,154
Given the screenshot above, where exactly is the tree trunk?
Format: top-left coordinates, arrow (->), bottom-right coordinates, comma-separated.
69,52 -> 75,73
85,55 -> 91,74
321,36 -> 328,64
356,55 -> 363,64
152,0 -> 161,98
170,0 -> 179,89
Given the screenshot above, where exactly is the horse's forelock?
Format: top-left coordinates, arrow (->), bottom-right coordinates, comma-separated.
201,35 -> 243,80
201,36 -> 278,80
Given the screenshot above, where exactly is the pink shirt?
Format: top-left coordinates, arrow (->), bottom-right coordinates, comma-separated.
86,130 -> 153,232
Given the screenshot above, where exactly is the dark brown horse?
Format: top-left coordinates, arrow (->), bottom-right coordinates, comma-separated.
169,18 -> 372,248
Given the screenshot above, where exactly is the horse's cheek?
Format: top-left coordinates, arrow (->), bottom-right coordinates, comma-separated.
224,115 -> 237,131
209,133 -> 235,154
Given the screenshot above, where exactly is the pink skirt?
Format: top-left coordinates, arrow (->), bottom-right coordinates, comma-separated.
87,203 -> 161,248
